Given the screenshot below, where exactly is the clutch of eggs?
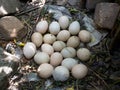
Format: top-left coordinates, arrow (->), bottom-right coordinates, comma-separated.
23,15 -> 92,81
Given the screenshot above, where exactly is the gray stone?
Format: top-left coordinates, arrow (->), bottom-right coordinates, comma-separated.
86,0 -> 110,10
0,16 -> 27,40
0,0 -> 21,16
68,0 -> 85,9
94,3 -> 120,30
56,0 -> 67,5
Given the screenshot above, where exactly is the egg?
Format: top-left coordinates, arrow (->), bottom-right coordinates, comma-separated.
58,16 -> 69,29
41,44 -> 54,55
52,41 -> 66,52
34,52 -> 49,64
79,30 -> 91,43
31,32 -> 43,47
61,47 -> 76,58
49,21 -> 60,35
37,63 -> 54,78
69,21 -> 80,35
67,36 -> 80,48
71,64 -> 88,79
61,58 -> 78,70
50,52 -> 63,67
57,30 -> 70,41
52,66 -> 69,81
77,48 -> 91,61
23,42 -> 36,59
43,34 -> 56,44
36,20 -> 48,34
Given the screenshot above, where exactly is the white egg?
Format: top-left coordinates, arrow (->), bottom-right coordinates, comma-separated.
77,48 -> 91,61
52,66 -> 69,81
58,16 -> 69,29
61,58 -> 78,70
52,41 -> 66,52
34,52 -> 49,64
67,36 -> 80,48
79,30 -> 91,43
49,21 -> 60,35
41,44 -> 54,55
31,32 -> 43,47
57,30 -> 70,41
72,64 -> 88,79
69,21 -> 80,35
36,20 -> 48,34
23,42 -> 36,59
61,47 -> 76,58
37,63 -> 54,78
43,34 -> 56,44
50,52 -> 63,67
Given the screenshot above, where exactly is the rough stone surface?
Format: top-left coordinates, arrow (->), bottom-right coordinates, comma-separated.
94,3 -> 120,30
0,16 -> 27,40
56,0 -> 67,5
0,0 -> 21,16
86,0 -> 111,10
68,0 -> 85,9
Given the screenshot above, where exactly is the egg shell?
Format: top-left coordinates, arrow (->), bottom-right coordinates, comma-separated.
67,36 -> 80,48
49,21 -> 60,35
50,52 -> 63,67
77,48 -> 91,61
31,32 -> 43,47
79,30 -> 91,43
36,20 -> 48,34
41,44 -> 54,55
61,58 -> 78,70
43,34 -> 56,44
69,21 -> 80,35
61,47 -> 76,58
57,30 -> 70,41
23,42 -> 36,59
52,41 -> 66,52
34,52 -> 49,64
58,16 -> 69,29
52,66 -> 69,81
37,63 -> 54,78
71,64 -> 88,79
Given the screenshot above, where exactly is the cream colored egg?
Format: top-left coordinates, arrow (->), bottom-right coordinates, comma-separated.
36,20 -> 48,34
72,64 -> 88,79
49,21 -> 60,35
41,44 -> 54,55
69,21 -> 80,35
61,47 -> 76,58
52,66 -> 69,81
31,32 -> 43,47
43,34 -> 56,44
34,51 -> 49,64
79,30 -> 91,43
50,52 -> 63,67
61,58 -> 78,70
57,30 -> 70,41
67,36 -> 80,48
58,16 -> 69,29
52,41 -> 66,52
23,42 -> 36,59
77,48 -> 91,61
37,63 -> 54,78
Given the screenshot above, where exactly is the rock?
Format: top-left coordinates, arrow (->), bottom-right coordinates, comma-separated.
56,0 -> 67,5
68,0 -> 85,9
0,0 -> 21,16
86,0 -> 111,10
94,3 -> 120,30
0,16 -> 27,40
